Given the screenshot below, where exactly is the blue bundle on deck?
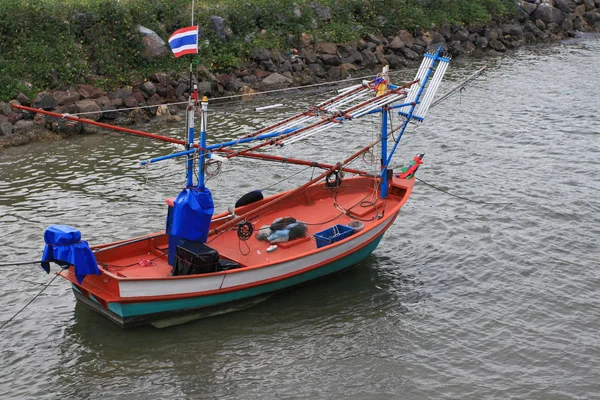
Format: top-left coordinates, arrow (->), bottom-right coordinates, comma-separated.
171,187 -> 214,243
41,225 -> 99,284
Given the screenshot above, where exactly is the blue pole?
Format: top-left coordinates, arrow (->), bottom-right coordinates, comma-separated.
380,108 -> 389,199
198,96 -> 207,190
139,127 -> 301,166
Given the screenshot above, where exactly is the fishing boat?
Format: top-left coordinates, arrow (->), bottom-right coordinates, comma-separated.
19,48 -> 455,328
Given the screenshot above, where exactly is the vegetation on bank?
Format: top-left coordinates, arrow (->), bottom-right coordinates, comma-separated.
0,0 -> 516,101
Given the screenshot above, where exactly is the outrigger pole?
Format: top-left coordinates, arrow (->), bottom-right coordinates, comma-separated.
8,104 -> 373,177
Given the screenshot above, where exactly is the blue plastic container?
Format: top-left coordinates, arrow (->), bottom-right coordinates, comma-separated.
314,224 -> 355,248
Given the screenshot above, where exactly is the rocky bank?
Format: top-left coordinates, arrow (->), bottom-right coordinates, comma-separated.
1,0 -> 599,150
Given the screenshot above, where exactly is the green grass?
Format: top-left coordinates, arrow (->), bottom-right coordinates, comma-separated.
0,0 -> 516,101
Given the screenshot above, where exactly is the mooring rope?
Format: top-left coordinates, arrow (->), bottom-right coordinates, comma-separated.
65,71 -> 416,117
415,176 -> 513,206
0,273 -> 60,331
0,260 -> 43,267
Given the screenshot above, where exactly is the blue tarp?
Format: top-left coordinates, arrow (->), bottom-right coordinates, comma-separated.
41,225 -> 99,284
171,187 -> 214,243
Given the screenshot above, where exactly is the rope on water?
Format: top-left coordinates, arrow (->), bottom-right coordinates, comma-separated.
0,273 -> 60,331
261,165 -> 313,192
415,176 -> 513,206
0,260 -> 43,267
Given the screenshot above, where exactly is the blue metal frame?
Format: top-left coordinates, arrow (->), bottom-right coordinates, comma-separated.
380,46 -> 445,179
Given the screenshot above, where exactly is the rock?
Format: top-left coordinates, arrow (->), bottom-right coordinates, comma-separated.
137,25 -> 170,61
502,24 -> 524,39
32,92 -> 57,110
33,112 -> 47,126
402,47 -> 420,60
554,0 -> 577,12
150,72 -> 171,86
77,84 -> 104,99
359,49 -> 378,67
562,16 -> 575,31
387,36 -> 405,52
519,0 -> 539,15
584,0 -> 595,10
300,48 -> 317,64
536,18 -> 548,30
448,41 -> 464,57
365,33 -> 382,45
307,63 -> 326,78
277,60 -> 293,73
252,48 -> 271,62
321,54 -> 342,66
0,122 -> 13,136
326,66 -> 344,80
146,93 -> 163,106
385,53 -> 405,69
113,87 -> 133,101
316,42 -> 337,55
255,69 -> 271,79
57,104 -> 77,115
463,41 -> 476,53
166,115 -> 181,123
262,72 -> 292,88
175,82 -> 188,98
547,21 -> 561,32
100,105 -> 119,120
260,60 -> 277,72
299,32 -> 311,48
52,120 -> 83,135
422,31 -> 445,45
533,4 -> 566,25
0,102 -> 11,116
75,99 -> 102,121
13,120 -> 42,134
293,4 -> 302,18
197,81 -> 213,97
397,30 -> 414,49
132,92 -> 146,105
489,39 -> 507,51
53,90 -> 81,106
450,29 -> 470,43
16,93 -> 30,106
8,111 -> 23,124
209,16 -> 227,42
240,86 -> 256,101
311,4 -> 332,21
584,11 -> 600,27
141,81 -> 157,97
130,109 -> 151,124
374,50 -> 388,66
475,36 -> 489,49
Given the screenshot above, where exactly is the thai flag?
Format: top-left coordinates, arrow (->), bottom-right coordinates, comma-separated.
168,26 -> 198,58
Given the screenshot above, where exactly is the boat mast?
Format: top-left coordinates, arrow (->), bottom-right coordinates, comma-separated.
185,86 -> 197,187
378,66 -> 390,199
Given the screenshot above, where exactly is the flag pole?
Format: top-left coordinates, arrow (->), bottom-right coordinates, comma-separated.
185,0 -> 198,188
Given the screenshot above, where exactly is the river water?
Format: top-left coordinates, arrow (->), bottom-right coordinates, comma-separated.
1,34 -> 599,399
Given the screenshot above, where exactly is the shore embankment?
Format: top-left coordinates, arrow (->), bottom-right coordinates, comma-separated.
1,0 -> 599,150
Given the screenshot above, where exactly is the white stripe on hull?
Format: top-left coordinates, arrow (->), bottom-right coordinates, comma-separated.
118,213 -> 396,299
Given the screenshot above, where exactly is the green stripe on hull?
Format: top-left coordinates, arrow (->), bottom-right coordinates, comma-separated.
109,236 -> 383,318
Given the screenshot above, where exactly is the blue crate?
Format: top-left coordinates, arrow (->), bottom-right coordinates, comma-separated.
314,224 -> 355,248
